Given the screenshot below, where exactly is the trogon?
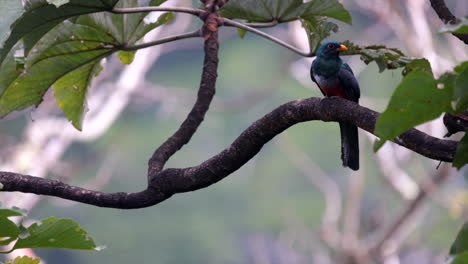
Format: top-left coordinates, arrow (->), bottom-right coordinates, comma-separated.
310,41 -> 360,171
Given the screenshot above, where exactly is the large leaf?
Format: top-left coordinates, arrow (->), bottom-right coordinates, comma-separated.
374,59 -> 453,150
12,217 -> 97,251
453,62 -> 468,112
453,133 -> 468,169
0,21 -> 116,127
0,0 -> 120,66
220,0 -> 351,24
0,0 -> 173,130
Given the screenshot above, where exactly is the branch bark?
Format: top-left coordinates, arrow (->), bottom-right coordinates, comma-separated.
0,97 -> 458,209
429,0 -> 468,44
147,4 -> 220,178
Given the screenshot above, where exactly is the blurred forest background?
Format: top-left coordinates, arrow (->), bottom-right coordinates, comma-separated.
1,0 -> 468,263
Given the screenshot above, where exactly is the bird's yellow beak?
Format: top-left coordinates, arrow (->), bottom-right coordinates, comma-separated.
337,44 -> 348,51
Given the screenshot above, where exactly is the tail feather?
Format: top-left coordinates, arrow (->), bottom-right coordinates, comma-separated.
339,122 -> 359,171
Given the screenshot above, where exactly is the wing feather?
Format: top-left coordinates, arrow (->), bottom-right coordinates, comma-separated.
337,64 -> 360,102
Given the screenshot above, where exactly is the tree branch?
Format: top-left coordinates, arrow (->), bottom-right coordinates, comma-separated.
428,0 -> 468,44
120,30 -> 202,51
0,97 -> 458,209
222,18 -> 315,57
147,3 -> 220,178
243,20 -> 279,28
111,6 -> 204,16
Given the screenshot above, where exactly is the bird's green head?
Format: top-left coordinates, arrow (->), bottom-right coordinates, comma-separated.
316,41 -> 348,59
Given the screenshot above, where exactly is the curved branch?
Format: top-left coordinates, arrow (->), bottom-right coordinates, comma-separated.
120,30 -> 202,51
147,11 -> 220,178
222,18 -> 315,57
0,97 -> 457,209
111,6 -> 204,16
429,0 -> 468,44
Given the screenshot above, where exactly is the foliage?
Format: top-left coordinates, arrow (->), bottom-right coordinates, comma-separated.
374,59 -> 468,168
0,0 -> 120,66
0,0 -> 173,130
0,207 -> 97,253
342,41 -> 412,72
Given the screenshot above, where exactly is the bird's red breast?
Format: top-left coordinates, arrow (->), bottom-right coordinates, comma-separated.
318,84 -> 348,99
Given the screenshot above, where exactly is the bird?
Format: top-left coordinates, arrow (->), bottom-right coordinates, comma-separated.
310,41 -> 360,171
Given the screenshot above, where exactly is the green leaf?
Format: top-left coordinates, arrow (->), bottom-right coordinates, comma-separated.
453,133 -> 468,169
53,60 -> 101,130
440,18 -> 468,34
220,0 -> 351,24
0,208 -> 24,218
302,17 -> 338,52
220,0 -> 281,22
0,207 -> 24,246
237,28 -> 247,38
285,0 -> 352,24
12,217 -> 97,251
117,50 -> 136,65
374,61 -> 453,150
127,12 -> 175,45
0,0 -> 120,66
402,58 -> 433,75
5,256 -> 41,264
453,62 -> 468,112
0,218 -> 20,239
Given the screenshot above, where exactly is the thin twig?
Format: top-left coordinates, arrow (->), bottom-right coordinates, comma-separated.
222,18 -> 314,57
111,6 -> 204,16
244,20 -> 279,28
120,30 -> 202,51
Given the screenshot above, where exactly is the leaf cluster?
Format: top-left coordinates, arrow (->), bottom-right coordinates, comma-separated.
374,59 -> 468,168
0,0 -> 173,130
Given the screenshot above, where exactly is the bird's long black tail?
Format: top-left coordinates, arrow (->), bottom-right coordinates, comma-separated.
339,122 -> 359,171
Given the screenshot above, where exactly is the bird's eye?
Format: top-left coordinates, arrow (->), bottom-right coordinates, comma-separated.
327,43 -> 334,49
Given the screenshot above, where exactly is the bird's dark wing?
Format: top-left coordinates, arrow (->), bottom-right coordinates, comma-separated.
337,63 -> 360,102
310,60 -> 326,96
